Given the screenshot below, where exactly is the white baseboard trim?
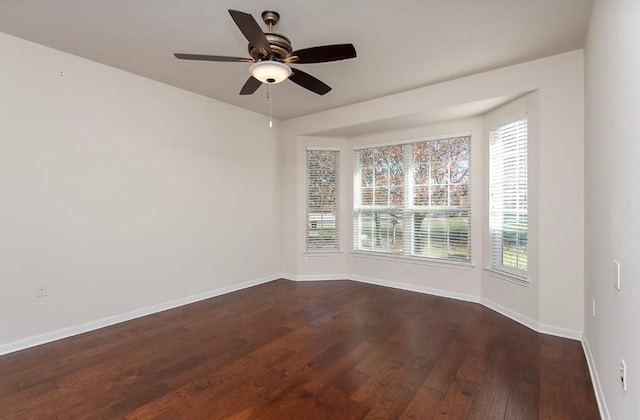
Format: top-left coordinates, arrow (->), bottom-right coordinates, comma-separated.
582,334 -> 609,420
480,297 -> 540,332
480,297 -> 582,340
538,322 -> 582,340
348,274 -> 481,304
0,274 -> 279,356
283,273 -> 349,282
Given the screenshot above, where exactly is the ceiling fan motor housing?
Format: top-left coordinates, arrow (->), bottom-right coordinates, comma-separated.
247,11 -> 291,61
248,32 -> 292,60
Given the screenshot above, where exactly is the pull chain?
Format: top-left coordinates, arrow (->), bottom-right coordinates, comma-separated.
266,85 -> 273,127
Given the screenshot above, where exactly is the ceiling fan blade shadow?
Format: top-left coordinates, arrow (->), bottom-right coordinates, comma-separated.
174,53 -> 253,62
289,68 -> 331,95
228,10 -> 271,58
239,76 -> 262,95
287,44 -> 356,64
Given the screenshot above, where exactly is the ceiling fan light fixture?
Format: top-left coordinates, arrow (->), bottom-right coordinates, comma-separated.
250,61 -> 291,84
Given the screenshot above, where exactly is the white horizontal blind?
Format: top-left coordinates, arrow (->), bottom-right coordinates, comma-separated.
306,148 -> 340,251
489,116 -> 528,279
353,135 -> 471,263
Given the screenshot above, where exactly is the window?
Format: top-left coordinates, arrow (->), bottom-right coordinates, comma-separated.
489,116 -> 528,279
353,134 -> 471,263
306,148 -> 340,251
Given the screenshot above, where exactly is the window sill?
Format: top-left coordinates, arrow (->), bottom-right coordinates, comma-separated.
304,250 -> 343,257
351,251 -> 474,271
484,268 -> 529,286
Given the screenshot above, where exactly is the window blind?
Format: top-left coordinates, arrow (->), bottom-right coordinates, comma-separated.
489,116 -> 528,279
306,148 -> 340,251
353,135 -> 471,263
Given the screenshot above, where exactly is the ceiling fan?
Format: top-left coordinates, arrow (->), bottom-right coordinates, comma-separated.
174,9 -> 357,96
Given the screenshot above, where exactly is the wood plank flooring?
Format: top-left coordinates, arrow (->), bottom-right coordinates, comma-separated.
0,280 -> 600,419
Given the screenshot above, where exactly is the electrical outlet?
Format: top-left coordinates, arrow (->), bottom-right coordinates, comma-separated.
620,360 -> 628,392
35,283 -> 48,297
404,266 -> 411,275
242,250 -> 248,260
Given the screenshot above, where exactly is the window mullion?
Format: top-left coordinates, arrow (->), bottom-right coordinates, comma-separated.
404,144 -> 413,256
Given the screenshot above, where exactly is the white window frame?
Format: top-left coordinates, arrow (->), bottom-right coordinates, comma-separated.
488,115 -> 528,282
306,147 -> 340,253
353,132 -> 472,265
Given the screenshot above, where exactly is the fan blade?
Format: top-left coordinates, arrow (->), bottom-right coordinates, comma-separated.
239,76 -> 262,95
228,10 -> 271,58
289,68 -> 331,95
174,53 -> 253,62
287,44 -> 356,64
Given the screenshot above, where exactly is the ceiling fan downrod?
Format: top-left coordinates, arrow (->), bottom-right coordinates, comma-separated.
261,11 -> 280,33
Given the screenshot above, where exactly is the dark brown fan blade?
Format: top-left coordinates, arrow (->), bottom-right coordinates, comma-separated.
289,68 -> 331,95
174,53 -> 253,62
239,76 -> 262,95
228,10 -> 271,58
287,44 -> 356,64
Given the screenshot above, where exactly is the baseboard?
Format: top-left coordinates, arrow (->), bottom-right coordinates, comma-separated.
538,322 -> 582,340
480,297 -> 582,340
282,273 -> 349,282
480,297 -> 540,332
0,274 -> 279,356
582,334 -> 610,420
348,274 -> 480,304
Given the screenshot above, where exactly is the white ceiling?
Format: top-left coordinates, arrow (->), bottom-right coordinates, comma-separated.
0,0 -> 593,121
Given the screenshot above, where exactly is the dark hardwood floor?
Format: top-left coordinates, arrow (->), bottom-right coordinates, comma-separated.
0,280 -> 600,419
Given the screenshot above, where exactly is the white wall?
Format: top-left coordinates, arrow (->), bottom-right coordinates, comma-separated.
0,33 -> 281,349
584,0 -> 640,418
282,50 -> 585,335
